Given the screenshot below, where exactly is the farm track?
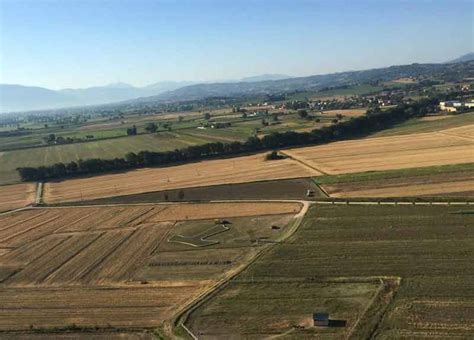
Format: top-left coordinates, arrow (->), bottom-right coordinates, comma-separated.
34,182 -> 43,205
279,150 -> 329,175
29,198 -> 474,211
0,199 -> 472,336
173,201 -> 310,338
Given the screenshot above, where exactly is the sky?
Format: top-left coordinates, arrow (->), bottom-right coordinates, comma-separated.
0,0 -> 473,89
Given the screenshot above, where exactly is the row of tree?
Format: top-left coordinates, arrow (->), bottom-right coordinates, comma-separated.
16,95 -> 449,182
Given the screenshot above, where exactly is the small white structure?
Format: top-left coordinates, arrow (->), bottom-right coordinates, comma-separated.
439,100 -> 465,112
464,101 -> 474,109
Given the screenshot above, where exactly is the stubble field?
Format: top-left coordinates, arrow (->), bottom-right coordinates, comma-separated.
43,154 -> 319,203
0,183 -> 36,213
322,170 -> 474,198
200,205 -> 474,338
0,202 -> 301,333
283,125 -> 474,175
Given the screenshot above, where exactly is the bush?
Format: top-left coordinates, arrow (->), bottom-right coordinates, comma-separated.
266,151 -> 285,160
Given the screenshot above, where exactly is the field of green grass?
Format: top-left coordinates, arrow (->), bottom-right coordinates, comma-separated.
191,205 -> 474,338
311,84 -> 384,99
186,280 -> 380,338
0,111 -> 329,185
0,131 -> 229,185
0,109 -> 238,151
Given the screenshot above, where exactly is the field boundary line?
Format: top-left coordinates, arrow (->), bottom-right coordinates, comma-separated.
35,182 -> 43,205
0,206 -> 32,216
171,202 -> 311,339
346,278 -> 385,339
76,229 -> 138,284
39,233 -> 102,284
181,323 -> 198,340
348,277 -> 402,340
279,150 -> 329,175
314,182 -> 330,197
436,131 -> 474,142
25,198 -> 474,210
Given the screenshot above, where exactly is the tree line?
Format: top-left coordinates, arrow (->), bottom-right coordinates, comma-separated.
16,95 -> 451,182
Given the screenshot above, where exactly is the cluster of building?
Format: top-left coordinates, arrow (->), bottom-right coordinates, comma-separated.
439,100 -> 474,113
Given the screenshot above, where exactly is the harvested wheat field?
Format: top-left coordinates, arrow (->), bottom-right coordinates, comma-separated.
323,108 -> 367,117
0,284 -> 205,331
44,153 -> 319,203
283,126 -> 474,175
0,202 -> 300,332
438,124 -> 474,140
146,202 -> 301,222
0,183 -> 36,213
323,172 -> 474,198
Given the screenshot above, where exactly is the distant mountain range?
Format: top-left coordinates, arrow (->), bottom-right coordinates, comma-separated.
0,74 -> 292,112
126,60 -> 474,105
240,74 -> 290,82
446,52 -> 474,64
0,81 -> 197,113
1,53 -> 472,113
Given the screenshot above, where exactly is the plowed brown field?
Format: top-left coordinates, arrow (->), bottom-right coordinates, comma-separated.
44,153 -> 320,203
0,183 -> 36,212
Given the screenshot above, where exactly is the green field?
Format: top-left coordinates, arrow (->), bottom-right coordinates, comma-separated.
311,84 -> 384,99
0,131 -> 229,185
0,111 -> 331,185
187,205 -> 474,338
186,280 -> 381,338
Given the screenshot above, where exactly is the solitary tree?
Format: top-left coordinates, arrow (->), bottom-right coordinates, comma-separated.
126,125 -> 137,136
298,110 -> 308,119
47,134 -> 56,143
145,122 -> 158,133
204,112 -> 211,120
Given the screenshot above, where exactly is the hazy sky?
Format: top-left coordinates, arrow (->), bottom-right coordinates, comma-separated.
0,0 -> 472,89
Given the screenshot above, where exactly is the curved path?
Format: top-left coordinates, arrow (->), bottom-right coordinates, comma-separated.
171,200 -> 311,339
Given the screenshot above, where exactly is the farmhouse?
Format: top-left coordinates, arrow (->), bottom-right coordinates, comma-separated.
439,100 -> 463,112
313,312 -> 329,327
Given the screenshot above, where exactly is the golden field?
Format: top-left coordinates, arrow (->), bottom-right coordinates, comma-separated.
0,202 -> 300,331
0,183 -> 36,213
283,125 -> 474,175
44,153 -> 319,203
